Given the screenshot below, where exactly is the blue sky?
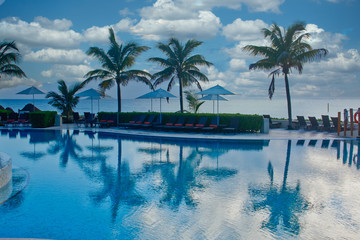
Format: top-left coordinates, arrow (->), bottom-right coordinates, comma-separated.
0,0 -> 359,100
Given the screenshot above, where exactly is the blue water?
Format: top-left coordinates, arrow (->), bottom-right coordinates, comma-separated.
0,98 -> 359,119
0,129 -> 360,239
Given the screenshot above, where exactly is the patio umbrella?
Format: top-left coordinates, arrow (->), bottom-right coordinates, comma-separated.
17,86 -> 46,112
137,88 -> 176,123
199,94 -> 228,114
197,85 -> 234,125
76,88 -> 105,113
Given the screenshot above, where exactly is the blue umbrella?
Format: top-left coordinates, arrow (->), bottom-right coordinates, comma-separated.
197,85 -> 234,125
199,94 -> 228,114
17,86 -> 46,112
137,88 -> 176,123
76,88 -> 105,113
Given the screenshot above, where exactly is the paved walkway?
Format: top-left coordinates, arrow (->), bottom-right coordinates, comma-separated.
47,124 -> 360,141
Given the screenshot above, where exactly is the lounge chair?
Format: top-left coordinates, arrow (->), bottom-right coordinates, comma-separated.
201,117 -> 219,132
119,115 -> 140,128
97,113 -> 117,128
163,116 -> 186,131
73,112 -> 84,126
308,117 -> 320,130
139,114 -> 159,129
223,117 -> 240,134
321,115 -> 334,132
4,112 -> 18,127
84,112 -> 96,127
18,113 -> 30,126
156,116 -> 177,130
331,117 -> 347,131
182,116 -> 197,131
263,115 -> 281,128
297,116 -> 310,130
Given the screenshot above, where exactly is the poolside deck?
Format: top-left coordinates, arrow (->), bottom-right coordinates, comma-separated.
44,123 -> 358,141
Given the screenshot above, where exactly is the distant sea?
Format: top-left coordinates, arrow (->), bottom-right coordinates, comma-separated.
0,98 -> 359,119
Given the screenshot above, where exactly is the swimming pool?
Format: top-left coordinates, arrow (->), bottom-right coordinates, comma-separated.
0,129 -> 359,239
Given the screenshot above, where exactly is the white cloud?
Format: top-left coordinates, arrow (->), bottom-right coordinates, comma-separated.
132,10 -> 221,40
41,64 -> 92,82
140,0 -> 196,20
0,76 -> 37,89
24,48 -> 88,65
0,17 -> 83,49
83,19 -> 135,44
119,8 -> 135,16
33,16 -> 72,31
0,0 -> 5,6
222,18 -> 268,41
179,0 -> 285,12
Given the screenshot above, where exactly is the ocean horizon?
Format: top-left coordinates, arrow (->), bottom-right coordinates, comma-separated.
0,98 -> 358,119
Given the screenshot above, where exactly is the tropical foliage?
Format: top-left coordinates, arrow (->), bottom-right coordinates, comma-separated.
46,80 -> 84,120
85,28 -> 152,113
0,41 -> 26,80
184,90 -> 204,113
149,38 -> 213,113
242,22 -> 328,128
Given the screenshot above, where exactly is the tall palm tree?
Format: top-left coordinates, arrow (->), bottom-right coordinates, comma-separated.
85,28 -> 152,115
46,80 -> 84,120
0,41 -> 27,79
149,38 -> 213,113
243,22 -> 328,128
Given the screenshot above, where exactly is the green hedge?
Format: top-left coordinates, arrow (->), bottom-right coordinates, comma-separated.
98,111 -> 263,132
29,111 -> 57,128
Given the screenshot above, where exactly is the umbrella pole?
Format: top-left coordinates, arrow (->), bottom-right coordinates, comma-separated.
160,98 -> 162,123
151,99 -> 153,112
213,100 -> 215,114
91,97 -> 93,114
98,99 -> 100,113
217,95 -> 219,126
33,94 -> 35,112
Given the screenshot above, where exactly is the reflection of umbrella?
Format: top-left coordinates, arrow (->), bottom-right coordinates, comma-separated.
76,88 -> 105,114
199,94 -> 228,114
197,85 -> 234,125
17,86 -> 46,112
137,88 -> 176,123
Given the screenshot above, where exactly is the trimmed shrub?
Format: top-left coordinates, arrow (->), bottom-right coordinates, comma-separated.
99,111 -> 263,132
30,111 -> 57,128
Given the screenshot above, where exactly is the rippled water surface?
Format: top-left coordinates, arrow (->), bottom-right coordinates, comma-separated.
0,129 -> 360,239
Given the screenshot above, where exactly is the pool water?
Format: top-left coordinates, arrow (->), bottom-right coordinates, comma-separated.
0,129 -> 360,240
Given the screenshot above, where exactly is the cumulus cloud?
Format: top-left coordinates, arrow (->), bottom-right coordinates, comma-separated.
119,8 -> 135,16
0,76 -> 37,89
179,0 -> 285,13
24,48 -> 88,65
83,18 -> 135,44
222,18 -> 268,41
132,10 -> 221,41
0,17 -> 83,49
41,64 -> 92,82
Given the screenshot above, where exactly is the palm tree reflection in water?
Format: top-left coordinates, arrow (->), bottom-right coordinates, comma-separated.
248,140 -> 309,236
89,137 -> 145,223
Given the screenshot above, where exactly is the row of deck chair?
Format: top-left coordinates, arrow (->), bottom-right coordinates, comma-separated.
119,114 -> 241,133
1,112 -> 31,127
296,115 -> 339,131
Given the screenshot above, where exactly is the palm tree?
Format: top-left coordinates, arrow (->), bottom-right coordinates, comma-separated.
85,28 -> 152,115
46,80 -> 84,120
149,38 -> 213,113
184,90 -> 204,113
243,22 -> 328,128
0,41 -> 26,79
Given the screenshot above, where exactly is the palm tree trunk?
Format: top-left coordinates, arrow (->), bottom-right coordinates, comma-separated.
117,82 -> 121,124
179,78 -> 184,113
284,73 -> 293,129
282,140 -> 291,190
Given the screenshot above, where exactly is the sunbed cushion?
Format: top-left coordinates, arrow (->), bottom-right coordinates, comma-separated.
175,124 -> 183,126
166,123 -> 173,126
144,122 -> 150,124
129,121 -> 135,123
209,125 -> 217,128
195,124 -> 204,127
185,124 -> 193,127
